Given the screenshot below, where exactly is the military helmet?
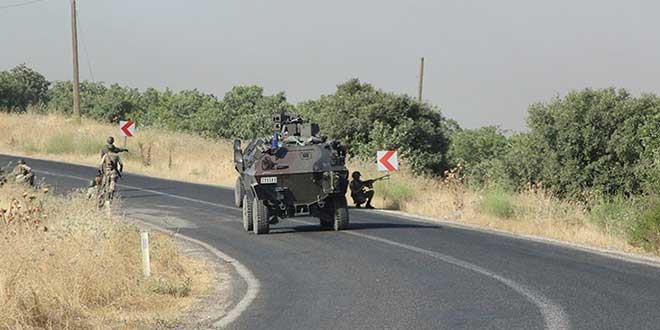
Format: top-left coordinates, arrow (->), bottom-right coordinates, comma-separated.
107,136 -> 115,144
17,159 -> 25,165
352,171 -> 361,179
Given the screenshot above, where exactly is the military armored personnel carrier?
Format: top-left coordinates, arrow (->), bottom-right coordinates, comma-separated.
233,113 -> 350,234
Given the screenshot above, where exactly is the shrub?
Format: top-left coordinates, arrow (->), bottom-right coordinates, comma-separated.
44,132 -> 75,154
77,138 -> 104,156
480,190 -> 515,219
376,180 -> 416,209
628,198 -> 660,253
589,195 -> 642,237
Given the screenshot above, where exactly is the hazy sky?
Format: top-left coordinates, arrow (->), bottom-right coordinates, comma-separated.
2,0 -> 659,131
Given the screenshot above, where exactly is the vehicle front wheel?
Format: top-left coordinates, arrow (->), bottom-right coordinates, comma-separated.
234,177 -> 244,208
333,196 -> 349,231
242,194 -> 253,232
318,205 -> 334,228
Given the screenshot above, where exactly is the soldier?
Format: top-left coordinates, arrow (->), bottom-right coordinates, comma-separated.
99,152 -> 123,201
86,172 -> 103,200
349,171 -> 375,209
100,136 -> 128,158
13,159 -> 35,187
0,167 -> 6,186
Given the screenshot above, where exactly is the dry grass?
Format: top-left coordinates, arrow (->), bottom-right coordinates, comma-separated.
0,183 -> 215,329
0,112 -> 651,257
352,161 -> 648,256
0,113 -> 236,186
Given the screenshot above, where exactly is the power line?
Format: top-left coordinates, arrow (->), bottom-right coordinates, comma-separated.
0,0 -> 47,10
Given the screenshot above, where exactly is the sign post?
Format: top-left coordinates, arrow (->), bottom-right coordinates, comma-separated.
377,150 -> 398,172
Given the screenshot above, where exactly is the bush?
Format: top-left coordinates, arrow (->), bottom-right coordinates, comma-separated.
44,132 -> 76,154
77,138 -> 104,156
376,180 -> 416,209
589,195 -> 642,237
480,190 -> 515,219
628,198 -> 660,253
298,79 -> 453,175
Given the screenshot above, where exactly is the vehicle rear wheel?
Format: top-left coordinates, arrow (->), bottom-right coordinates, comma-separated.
242,194 -> 253,232
252,198 -> 270,235
333,196 -> 349,231
234,177 -> 244,208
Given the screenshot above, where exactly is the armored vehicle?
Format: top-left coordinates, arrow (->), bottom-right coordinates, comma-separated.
233,113 -> 350,234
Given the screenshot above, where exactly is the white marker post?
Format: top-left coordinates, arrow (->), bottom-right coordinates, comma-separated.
141,231 -> 151,277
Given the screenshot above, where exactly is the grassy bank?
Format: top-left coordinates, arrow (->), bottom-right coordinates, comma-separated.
0,112 -> 655,258
0,112 -> 236,186
0,182 -> 215,329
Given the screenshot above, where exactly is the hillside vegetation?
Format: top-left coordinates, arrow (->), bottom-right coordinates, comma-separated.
2,64 -> 660,256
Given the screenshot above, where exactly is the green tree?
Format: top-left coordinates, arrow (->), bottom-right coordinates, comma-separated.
0,64 -> 50,112
449,126 -> 509,187
298,79 -> 452,174
213,86 -> 293,139
520,88 -> 660,198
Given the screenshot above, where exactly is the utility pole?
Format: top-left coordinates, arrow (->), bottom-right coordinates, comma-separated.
70,0 -> 81,121
417,57 -> 424,103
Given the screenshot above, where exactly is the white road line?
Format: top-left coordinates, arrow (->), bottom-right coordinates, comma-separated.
34,169 -> 258,329
290,218 -> 572,330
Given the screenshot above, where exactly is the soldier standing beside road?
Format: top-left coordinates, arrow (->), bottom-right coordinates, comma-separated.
349,171 -> 375,209
100,136 -> 128,158
99,152 -> 123,201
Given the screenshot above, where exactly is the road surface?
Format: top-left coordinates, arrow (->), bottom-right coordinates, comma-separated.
3,154 -> 660,330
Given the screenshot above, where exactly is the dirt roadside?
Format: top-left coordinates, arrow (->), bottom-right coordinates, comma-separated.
129,218 -> 248,330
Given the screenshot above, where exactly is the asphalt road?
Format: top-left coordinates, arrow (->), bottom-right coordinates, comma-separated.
4,154 -> 660,330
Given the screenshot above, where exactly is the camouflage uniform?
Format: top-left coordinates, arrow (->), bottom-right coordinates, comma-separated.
100,136 -> 128,158
13,160 -> 34,186
349,171 -> 375,209
99,153 -> 123,200
86,173 -> 103,199
0,169 -> 6,186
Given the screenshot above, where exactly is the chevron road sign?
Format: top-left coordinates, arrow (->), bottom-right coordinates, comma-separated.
119,120 -> 136,137
377,150 -> 398,171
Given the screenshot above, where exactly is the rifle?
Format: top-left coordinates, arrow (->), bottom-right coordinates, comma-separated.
364,174 -> 391,187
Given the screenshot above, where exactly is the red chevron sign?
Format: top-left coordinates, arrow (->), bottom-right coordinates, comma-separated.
377,150 -> 398,171
120,121 -> 135,137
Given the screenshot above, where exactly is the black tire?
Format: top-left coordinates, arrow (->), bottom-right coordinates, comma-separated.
234,177 -> 244,208
333,196 -> 349,231
242,194 -> 253,232
252,198 -> 270,235
319,206 -> 334,228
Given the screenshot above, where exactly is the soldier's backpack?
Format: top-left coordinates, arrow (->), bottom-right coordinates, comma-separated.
103,153 -> 120,171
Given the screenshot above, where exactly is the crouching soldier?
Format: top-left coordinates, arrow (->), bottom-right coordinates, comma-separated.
87,172 -> 103,200
13,160 -> 35,187
349,171 -> 375,209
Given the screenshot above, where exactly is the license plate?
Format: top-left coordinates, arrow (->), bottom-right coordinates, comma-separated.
260,176 -> 277,184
